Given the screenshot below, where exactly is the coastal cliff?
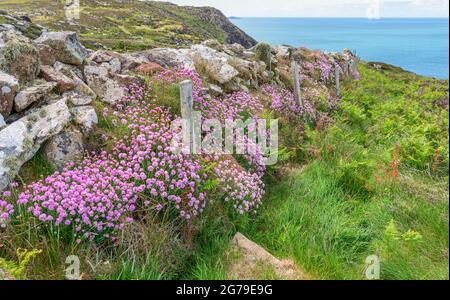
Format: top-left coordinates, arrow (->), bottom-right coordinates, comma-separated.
0,0 -> 257,50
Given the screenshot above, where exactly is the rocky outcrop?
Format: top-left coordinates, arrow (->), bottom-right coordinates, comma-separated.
0,99 -> 71,190
0,10 -> 43,39
35,31 -> 88,66
188,45 -> 239,84
187,6 -> 257,48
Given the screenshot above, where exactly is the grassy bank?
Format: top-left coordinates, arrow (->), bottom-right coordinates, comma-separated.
188,63 -> 449,280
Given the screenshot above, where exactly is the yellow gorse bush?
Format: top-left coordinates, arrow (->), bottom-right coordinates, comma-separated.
0,248 -> 42,280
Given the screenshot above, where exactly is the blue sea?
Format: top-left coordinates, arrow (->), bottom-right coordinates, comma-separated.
231,18 -> 449,79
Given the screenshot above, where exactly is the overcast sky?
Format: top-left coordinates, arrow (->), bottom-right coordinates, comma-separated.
157,0 -> 449,18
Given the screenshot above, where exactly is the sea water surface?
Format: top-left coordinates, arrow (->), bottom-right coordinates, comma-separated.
231,18 -> 449,79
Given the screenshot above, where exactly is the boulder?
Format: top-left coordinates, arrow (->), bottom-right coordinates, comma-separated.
0,37 -> 40,83
228,233 -> 309,280
35,31 -> 87,66
84,65 -> 125,104
136,48 -> 195,70
70,106 -> 98,133
63,90 -> 93,106
40,65 -> 76,93
0,71 -> 18,117
89,50 -> 115,63
188,45 -> 239,84
53,61 -> 84,81
208,84 -> 223,96
43,126 -> 84,170
273,45 -> 291,60
0,99 -> 71,190
14,81 -> 57,112
53,62 -> 94,97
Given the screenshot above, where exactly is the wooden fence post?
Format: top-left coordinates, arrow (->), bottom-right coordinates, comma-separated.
351,58 -> 358,76
292,59 -> 302,107
180,80 -> 194,154
335,64 -> 341,98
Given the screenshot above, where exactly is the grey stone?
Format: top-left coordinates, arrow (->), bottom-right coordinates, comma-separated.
0,99 -> 71,190
0,71 -> 18,117
35,31 -> 87,66
70,105 -> 98,133
14,81 -> 57,112
44,126 -> 84,170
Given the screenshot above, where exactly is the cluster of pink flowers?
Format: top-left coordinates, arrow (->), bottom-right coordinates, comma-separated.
0,190 -> 14,228
262,84 -> 315,119
213,158 -> 265,214
158,68 -> 267,212
10,83 -> 207,242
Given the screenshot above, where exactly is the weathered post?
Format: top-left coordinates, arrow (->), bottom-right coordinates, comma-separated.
351,58 -> 358,76
180,80 -> 194,154
335,64 -> 341,98
345,60 -> 350,76
291,59 -> 302,107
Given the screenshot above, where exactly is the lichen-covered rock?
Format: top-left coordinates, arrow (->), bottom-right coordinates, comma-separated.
136,48 -> 195,70
63,90 -> 93,106
43,126 -> 84,170
0,99 -> 71,190
40,65 -> 76,93
70,105 -> 98,133
0,37 -> 40,83
101,57 -> 121,74
35,31 -> 88,66
53,61 -> 84,81
0,10 -> 43,40
14,81 -> 57,112
273,45 -> 291,60
0,71 -> 18,117
89,50 -> 115,63
36,43 -> 57,66
188,45 -> 239,84
53,61 -> 94,97
84,64 -> 125,104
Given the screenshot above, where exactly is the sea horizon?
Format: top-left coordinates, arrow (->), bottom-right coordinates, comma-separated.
231,17 -> 449,79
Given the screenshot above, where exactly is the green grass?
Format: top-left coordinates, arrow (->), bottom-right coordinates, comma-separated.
187,63 -> 449,280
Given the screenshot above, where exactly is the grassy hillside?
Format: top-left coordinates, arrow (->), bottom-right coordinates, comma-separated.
0,0 -> 256,51
189,63 -> 449,280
